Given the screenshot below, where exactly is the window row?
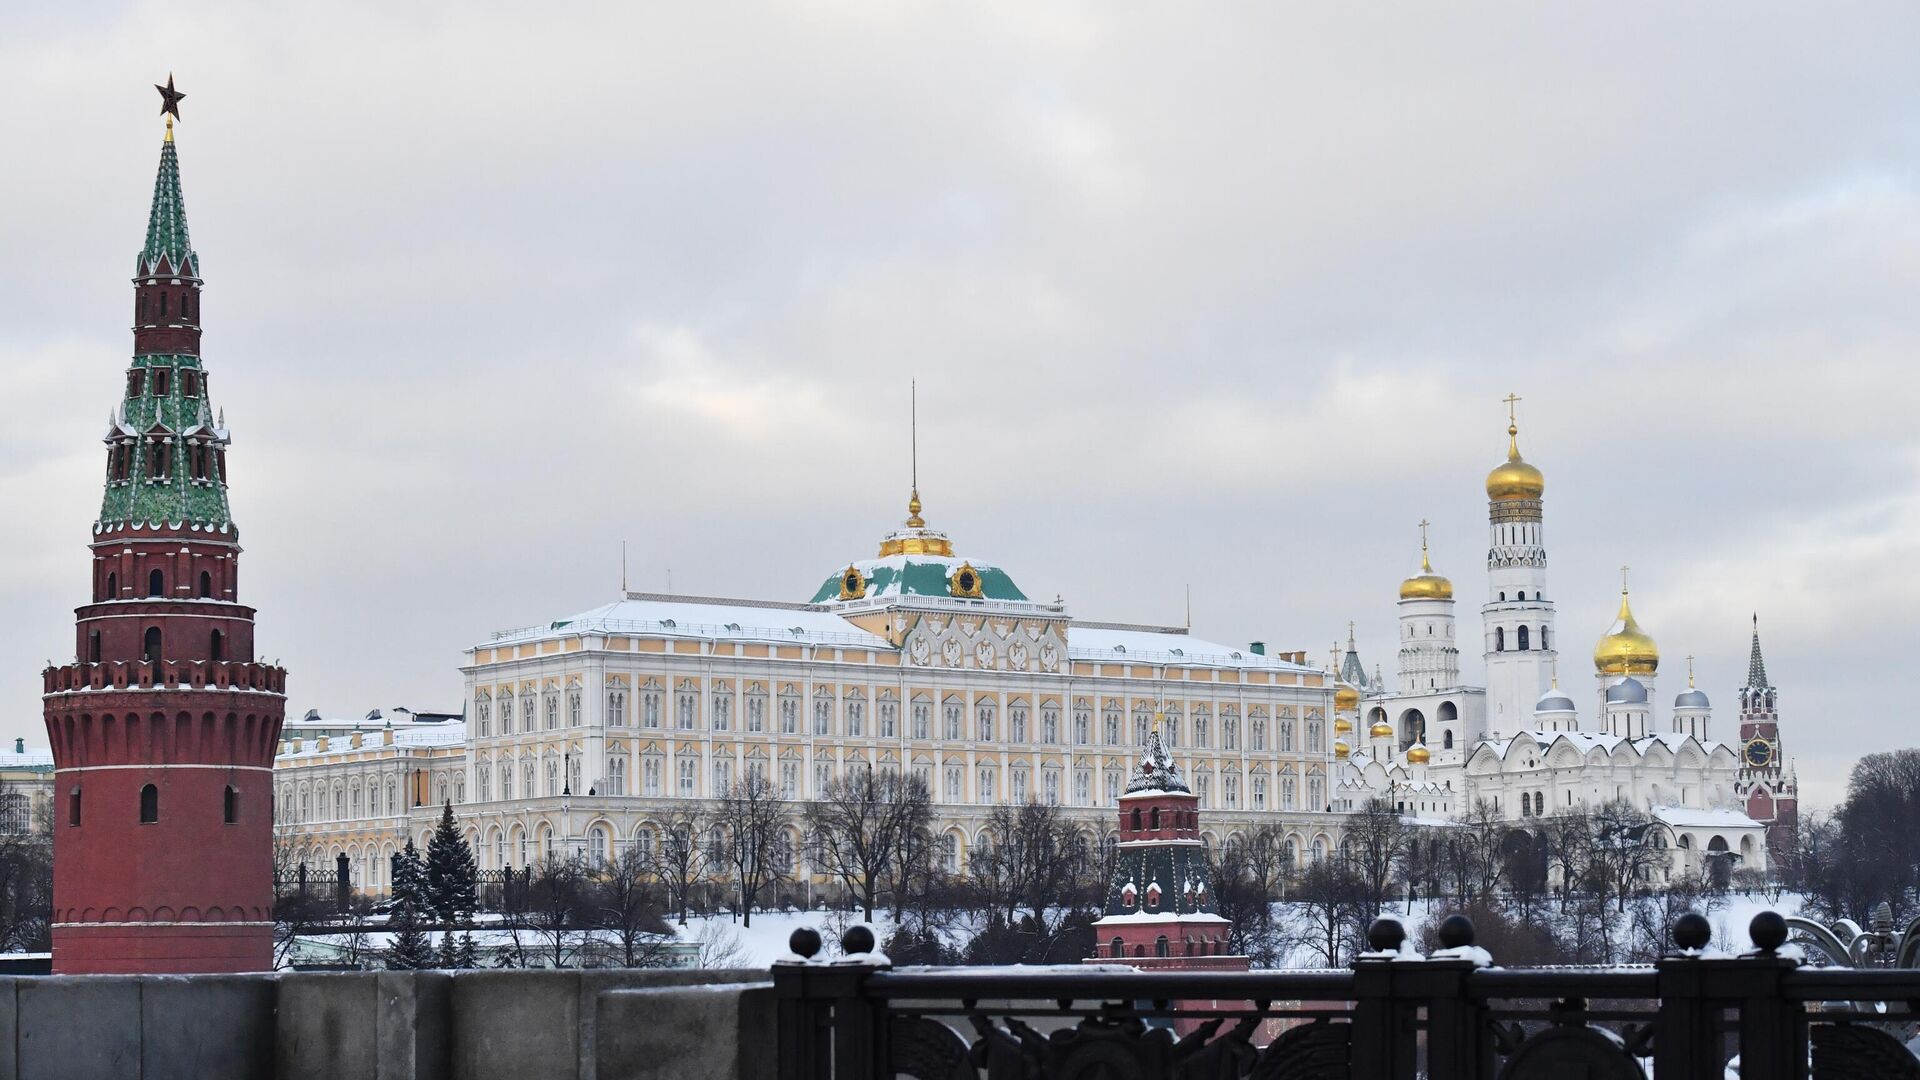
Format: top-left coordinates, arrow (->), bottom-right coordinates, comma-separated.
67,783 -> 240,826
124,366 -> 204,399
106,438 -> 223,484
475,687 -> 1324,752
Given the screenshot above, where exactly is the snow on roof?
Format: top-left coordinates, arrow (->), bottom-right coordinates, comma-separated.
0,745 -> 53,770
1479,729 -> 1730,760
484,594 -> 893,651
1652,806 -> 1766,831
1067,626 -> 1322,673
275,721 -> 467,761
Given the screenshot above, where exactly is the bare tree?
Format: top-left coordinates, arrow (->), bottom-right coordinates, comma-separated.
0,792 -> 54,954
714,771 -> 789,927
645,804 -> 711,927
964,801 -> 1097,964
590,843 -> 677,967
1208,824 -> 1299,965
804,769 -> 931,922
524,855 -> 591,968
1288,857 -> 1367,967
1343,798 -> 1410,919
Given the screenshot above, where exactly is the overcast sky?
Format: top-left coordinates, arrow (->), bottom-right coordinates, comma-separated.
4,3 -> 1916,809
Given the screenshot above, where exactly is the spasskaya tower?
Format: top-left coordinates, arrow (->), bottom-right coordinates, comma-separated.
40,83 -> 287,973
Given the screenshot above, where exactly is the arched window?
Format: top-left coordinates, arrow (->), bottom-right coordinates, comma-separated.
106,572 -> 117,599
1150,807 -> 1161,831
1540,627 -> 1550,650
139,784 -> 159,824
1517,625 -> 1530,651
148,569 -> 165,597
1155,935 -> 1170,958
87,630 -> 101,664
224,785 -> 237,824
143,626 -> 162,663
210,629 -> 224,663
198,571 -> 213,598
159,292 -> 169,318
1494,627 -> 1505,652
68,786 -> 81,827
1443,730 -> 1454,749
1110,936 -> 1124,957
1130,807 -> 1142,832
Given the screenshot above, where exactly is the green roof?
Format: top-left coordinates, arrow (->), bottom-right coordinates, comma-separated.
141,138 -> 197,277
809,555 -> 1027,605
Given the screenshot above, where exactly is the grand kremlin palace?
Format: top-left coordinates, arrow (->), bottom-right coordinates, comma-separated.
270,491 -> 1346,896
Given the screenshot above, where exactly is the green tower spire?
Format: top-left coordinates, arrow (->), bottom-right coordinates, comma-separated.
140,137 -> 197,278
98,134 -> 230,534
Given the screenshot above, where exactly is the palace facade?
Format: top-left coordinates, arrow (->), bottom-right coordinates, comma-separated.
273,492 -> 1344,896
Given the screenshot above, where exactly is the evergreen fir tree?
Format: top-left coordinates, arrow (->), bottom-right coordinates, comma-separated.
425,801 -> 479,922
391,839 -> 428,919
453,931 -> 481,970
386,921 -> 435,970
436,930 -> 459,969
385,839 -> 436,969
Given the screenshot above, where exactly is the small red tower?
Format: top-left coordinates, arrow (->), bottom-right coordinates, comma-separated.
40,99 -> 287,973
1733,617 -> 1798,867
1087,727 -> 1246,971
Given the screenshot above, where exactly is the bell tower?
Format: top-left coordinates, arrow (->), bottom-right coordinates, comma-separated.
40,84 -> 287,973
1482,395 -> 1557,730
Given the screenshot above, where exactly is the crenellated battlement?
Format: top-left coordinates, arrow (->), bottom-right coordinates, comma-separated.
43,659 -> 286,696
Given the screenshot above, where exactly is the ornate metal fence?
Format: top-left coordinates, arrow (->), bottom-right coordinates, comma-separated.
772,913 -> 1920,1079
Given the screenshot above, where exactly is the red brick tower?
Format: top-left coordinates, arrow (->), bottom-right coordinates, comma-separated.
1733,617 -> 1798,867
1087,726 -> 1246,971
40,96 -> 287,973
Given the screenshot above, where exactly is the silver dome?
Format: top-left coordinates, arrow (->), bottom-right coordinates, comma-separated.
1605,676 -> 1649,705
1533,691 -> 1577,714
1674,688 -> 1711,710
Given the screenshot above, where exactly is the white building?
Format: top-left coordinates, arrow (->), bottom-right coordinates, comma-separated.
274,487 -> 1347,895
1332,405 -> 1774,877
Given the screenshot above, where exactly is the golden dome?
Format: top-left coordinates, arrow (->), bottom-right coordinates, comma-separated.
1487,424 -> 1545,502
1594,587 -> 1659,675
1406,743 -> 1432,765
1334,683 -> 1360,710
1333,715 -> 1354,735
1333,740 -> 1351,760
1369,719 -> 1394,739
1399,545 -> 1453,601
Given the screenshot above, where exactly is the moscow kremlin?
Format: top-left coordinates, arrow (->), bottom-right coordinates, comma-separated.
33,81 -> 1796,978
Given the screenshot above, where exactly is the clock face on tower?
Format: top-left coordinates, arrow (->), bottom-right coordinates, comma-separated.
1744,737 -> 1774,769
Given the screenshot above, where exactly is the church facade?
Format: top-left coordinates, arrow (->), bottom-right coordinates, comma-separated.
1330,407 -> 1795,878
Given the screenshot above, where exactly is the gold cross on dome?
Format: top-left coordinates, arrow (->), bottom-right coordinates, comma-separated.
1418,519 -> 1431,550
1620,565 -> 1631,592
1503,393 -> 1521,424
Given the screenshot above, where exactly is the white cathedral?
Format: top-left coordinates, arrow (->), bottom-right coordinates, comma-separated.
1329,405 -> 1792,879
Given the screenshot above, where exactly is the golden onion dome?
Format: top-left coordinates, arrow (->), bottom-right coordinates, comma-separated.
1334,683 -> 1360,710
1333,714 -> 1354,735
1399,545 -> 1453,601
1406,743 -> 1432,765
1487,423 -> 1545,502
1333,740 -> 1351,760
1368,719 -> 1394,739
1594,587 -> 1659,675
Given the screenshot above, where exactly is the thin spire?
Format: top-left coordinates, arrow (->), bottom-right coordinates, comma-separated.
1503,392 -> 1522,458
620,541 -> 628,594
1747,615 -> 1770,689
1686,655 -> 1696,687
905,380 -> 924,528
1418,518 -> 1433,572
